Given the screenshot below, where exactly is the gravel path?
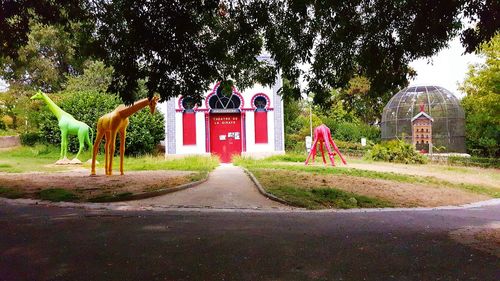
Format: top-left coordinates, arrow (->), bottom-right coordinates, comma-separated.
127,164 -> 286,209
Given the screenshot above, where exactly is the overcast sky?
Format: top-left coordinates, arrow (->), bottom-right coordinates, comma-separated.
409,36 -> 484,99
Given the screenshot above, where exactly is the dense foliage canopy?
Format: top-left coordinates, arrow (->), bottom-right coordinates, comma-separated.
460,33 -> 500,157
1,0 -> 499,104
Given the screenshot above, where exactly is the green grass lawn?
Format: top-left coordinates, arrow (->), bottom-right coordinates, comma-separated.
251,169 -> 393,209
0,145 -> 220,203
235,156 -> 499,197
235,154 -> 499,209
0,145 -> 69,173
0,145 -> 219,173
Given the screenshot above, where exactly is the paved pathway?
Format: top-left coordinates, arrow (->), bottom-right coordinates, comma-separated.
126,164 -> 286,209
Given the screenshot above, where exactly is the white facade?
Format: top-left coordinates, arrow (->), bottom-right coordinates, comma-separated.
159,78 -> 285,161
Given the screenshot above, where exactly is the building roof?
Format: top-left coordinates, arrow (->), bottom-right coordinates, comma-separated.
411,111 -> 434,122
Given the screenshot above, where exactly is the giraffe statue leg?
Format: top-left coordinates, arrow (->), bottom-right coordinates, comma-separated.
56,130 -> 71,164
72,129 -> 86,163
85,128 -> 93,161
311,143 -> 317,163
330,138 -> 347,165
305,138 -> 319,165
104,132 -> 111,175
60,130 -> 68,160
107,132 -> 118,176
119,129 -> 126,175
322,133 -> 336,166
91,130 -> 104,176
319,140 -> 327,165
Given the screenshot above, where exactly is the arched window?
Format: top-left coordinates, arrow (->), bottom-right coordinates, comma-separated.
208,86 -> 241,110
182,97 -> 196,113
180,96 -> 196,145
254,96 -> 267,112
251,94 -> 270,144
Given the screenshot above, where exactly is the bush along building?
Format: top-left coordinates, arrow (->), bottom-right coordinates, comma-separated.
159,78 -> 285,162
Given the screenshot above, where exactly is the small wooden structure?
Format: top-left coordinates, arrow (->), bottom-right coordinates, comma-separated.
411,104 -> 433,152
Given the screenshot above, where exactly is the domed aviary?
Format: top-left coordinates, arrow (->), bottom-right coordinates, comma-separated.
381,86 -> 465,153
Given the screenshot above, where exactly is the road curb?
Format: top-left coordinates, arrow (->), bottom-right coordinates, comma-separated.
0,172 -> 209,205
241,167 -> 292,206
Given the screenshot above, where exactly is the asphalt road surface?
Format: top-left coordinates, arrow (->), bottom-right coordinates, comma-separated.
0,203 -> 499,281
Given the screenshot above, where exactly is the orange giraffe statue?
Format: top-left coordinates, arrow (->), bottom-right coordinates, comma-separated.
91,96 -> 160,176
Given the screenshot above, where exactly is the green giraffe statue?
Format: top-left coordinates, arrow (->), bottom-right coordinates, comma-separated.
31,91 -> 93,164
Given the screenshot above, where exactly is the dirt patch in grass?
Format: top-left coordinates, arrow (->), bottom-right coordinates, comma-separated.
253,169 -> 490,208
450,223 -> 500,258
0,169 -> 198,202
344,162 -> 500,189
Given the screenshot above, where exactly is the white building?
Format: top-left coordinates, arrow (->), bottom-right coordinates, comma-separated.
159,75 -> 285,162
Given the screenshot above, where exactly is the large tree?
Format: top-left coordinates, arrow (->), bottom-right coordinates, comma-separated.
460,33 -> 499,157
1,22 -> 77,91
1,0 -> 499,103
0,0 -> 101,91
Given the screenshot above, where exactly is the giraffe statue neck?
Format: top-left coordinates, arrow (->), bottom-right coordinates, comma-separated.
41,93 -> 65,120
118,98 -> 151,118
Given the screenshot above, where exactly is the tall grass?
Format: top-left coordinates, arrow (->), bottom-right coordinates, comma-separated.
123,155 -> 219,172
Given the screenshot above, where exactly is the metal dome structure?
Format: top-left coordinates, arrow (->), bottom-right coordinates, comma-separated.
381,86 -> 465,152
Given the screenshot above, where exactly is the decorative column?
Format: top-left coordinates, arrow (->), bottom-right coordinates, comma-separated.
242,112 -> 247,152
272,74 -> 285,151
166,97 -> 176,154
205,112 -> 210,153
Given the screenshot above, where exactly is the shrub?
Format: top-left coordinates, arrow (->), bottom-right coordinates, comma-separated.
1,115 -> 13,128
20,132 -> 42,146
125,108 -> 165,155
365,139 -> 427,164
264,153 -> 306,162
285,119 -> 380,153
29,91 -> 165,155
448,156 -> 500,169
323,121 -> 380,143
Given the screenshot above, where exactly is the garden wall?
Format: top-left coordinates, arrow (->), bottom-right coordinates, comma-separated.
0,135 -> 21,148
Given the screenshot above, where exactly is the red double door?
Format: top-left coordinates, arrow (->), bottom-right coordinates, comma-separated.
209,113 -> 242,163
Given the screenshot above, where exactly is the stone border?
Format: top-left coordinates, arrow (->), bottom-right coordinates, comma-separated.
1,195 -> 500,214
0,172 -> 209,203
242,167 -> 291,206
0,135 -> 21,148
